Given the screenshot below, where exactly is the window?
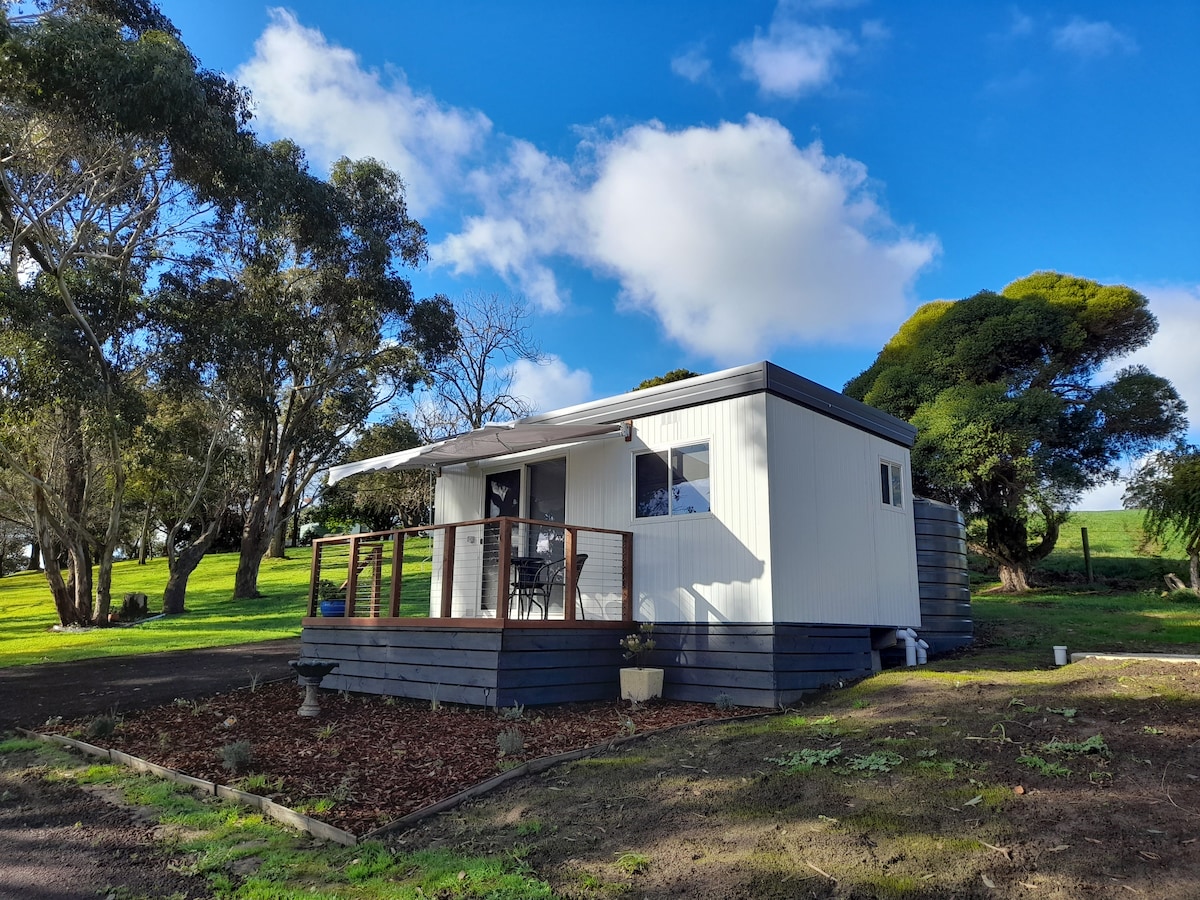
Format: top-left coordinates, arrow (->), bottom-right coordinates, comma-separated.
880,460 -> 903,508
635,443 -> 711,518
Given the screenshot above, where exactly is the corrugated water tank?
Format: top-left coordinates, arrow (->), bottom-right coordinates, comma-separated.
913,497 -> 972,654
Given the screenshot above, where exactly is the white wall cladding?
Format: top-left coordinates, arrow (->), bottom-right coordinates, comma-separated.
765,394 -> 920,627
427,389 -> 917,628
616,393 -> 773,623
430,466 -> 484,617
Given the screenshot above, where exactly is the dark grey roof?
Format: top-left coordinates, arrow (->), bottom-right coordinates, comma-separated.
522,361 -> 917,448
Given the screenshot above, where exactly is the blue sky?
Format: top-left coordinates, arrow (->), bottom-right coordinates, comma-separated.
157,1 -> 1199,507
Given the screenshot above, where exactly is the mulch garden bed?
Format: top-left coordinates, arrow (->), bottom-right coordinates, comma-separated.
46,680 -> 757,835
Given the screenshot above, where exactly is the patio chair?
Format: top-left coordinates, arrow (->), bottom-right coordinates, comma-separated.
520,553 -> 589,620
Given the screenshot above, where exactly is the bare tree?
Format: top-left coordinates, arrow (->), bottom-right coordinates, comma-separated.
416,291 -> 546,439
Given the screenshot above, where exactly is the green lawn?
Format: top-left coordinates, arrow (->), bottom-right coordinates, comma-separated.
0,538 -> 434,668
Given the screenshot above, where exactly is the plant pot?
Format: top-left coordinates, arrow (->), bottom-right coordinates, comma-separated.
319,599 -> 346,617
620,667 -> 664,702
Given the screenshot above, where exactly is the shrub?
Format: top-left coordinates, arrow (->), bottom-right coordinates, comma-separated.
219,740 -> 253,774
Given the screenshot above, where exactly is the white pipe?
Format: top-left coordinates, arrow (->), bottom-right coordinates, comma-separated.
916,639 -> 929,665
898,629 -> 916,666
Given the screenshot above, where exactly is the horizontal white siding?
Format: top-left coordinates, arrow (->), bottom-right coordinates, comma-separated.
765,393 -> 920,627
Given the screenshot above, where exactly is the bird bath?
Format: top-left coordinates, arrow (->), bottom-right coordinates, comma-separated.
288,659 -> 339,717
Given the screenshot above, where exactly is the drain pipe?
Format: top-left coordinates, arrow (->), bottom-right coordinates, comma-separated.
897,628 -> 928,666
899,628 -> 916,666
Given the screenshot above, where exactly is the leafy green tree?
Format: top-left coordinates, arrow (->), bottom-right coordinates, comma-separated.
0,0 -> 328,623
156,155 -> 456,599
846,272 -> 1186,591
634,369 -> 702,391
1125,445 -> 1200,592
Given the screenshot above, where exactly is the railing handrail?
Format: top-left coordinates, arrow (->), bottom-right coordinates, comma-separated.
309,516 -> 633,624
312,515 -> 633,548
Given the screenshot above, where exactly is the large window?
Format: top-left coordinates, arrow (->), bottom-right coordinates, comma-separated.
635,443 -> 711,518
880,460 -> 903,508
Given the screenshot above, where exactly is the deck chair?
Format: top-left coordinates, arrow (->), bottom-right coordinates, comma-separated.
524,553 -> 589,620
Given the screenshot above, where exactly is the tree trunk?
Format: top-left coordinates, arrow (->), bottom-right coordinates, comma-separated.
234,468 -> 278,599
1189,547 -> 1199,593
266,520 -> 287,559
997,562 -> 1031,593
138,504 -> 152,564
164,519 -> 221,614
25,541 -> 41,572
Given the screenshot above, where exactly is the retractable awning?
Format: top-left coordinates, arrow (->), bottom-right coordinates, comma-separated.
326,421 -> 623,485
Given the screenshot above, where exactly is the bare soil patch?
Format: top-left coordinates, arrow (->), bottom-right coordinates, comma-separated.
0,749 -> 209,900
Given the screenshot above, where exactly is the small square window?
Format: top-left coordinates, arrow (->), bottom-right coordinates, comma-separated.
636,443 -> 711,518
881,461 -> 903,508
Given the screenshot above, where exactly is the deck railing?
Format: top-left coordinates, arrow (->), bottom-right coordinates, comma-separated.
308,517 -> 633,625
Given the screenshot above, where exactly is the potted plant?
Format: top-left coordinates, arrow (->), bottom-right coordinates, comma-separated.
316,579 -> 346,617
619,623 -> 663,702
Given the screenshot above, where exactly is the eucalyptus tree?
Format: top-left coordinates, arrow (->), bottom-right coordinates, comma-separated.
157,154 -> 457,599
1,1 -> 357,621
846,272 -> 1186,591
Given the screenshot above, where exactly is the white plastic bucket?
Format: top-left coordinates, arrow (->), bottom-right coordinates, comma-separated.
1053,645 -> 1069,666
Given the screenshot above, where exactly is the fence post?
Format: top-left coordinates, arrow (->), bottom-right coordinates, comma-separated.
345,536 -> 360,617
1081,526 -> 1093,584
307,539 -> 322,617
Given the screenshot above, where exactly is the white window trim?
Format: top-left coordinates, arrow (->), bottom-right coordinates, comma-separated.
880,458 -> 904,510
632,439 -> 714,521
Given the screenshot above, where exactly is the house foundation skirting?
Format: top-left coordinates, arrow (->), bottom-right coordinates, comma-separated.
300,621 -> 883,708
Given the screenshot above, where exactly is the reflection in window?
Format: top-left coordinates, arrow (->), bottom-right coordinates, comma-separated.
636,443 -> 711,518
881,460 -> 903,508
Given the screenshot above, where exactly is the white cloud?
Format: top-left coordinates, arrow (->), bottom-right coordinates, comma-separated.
1052,17 -> 1137,58
1120,284 -> 1200,439
733,20 -> 853,97
671,45 -> 712,83
432,139 -> 583,311
236,9 -> 491,214
509,357 -> 594,414
434,117 -> 937,362
581,118 -> 938,361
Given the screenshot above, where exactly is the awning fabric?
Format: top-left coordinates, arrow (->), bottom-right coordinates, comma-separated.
327,421 -> 622,485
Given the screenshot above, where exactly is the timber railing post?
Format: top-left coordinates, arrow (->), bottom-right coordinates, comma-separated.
622,532 -> 633,623
497,518 -> 512,624
440,525 -> 456,618
345,536 -> 360,617
389,532 -> 404,617
563,527 -> 577,622
307,539 -> 321,617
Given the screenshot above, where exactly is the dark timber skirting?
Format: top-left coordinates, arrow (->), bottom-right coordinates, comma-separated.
301,623 -> 628,708
651,623 -> 875,708
300,621 -> 880,709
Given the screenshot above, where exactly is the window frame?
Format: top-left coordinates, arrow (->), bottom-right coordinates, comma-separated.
633,440 -> 713,521
880,458 -> 904,510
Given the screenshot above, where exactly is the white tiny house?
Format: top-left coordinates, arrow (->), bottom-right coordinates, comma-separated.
312,361 -> 964,707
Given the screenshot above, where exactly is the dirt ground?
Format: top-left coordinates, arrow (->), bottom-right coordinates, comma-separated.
0,747 -> 210,900
6,654 -> 1200,898
398,657 -> 1200,899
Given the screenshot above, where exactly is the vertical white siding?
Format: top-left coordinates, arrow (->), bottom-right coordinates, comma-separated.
765,394 -> 920,626
430,467 -> 485,617
562,394 -> 773,623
